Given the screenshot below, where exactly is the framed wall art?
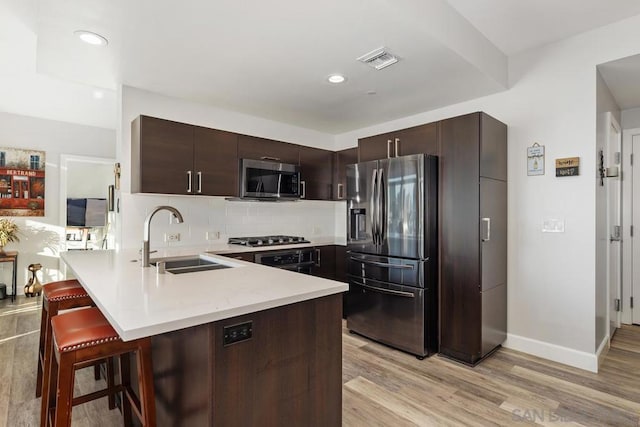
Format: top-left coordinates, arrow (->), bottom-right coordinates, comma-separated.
0,147 -> 45,216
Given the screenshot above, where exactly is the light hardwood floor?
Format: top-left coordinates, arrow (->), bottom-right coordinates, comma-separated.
2,295 -> 640,426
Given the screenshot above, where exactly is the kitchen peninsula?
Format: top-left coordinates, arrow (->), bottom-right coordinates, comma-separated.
61,247 -> 347,426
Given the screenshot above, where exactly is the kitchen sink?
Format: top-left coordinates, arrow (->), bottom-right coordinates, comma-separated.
151,255 -> 240,274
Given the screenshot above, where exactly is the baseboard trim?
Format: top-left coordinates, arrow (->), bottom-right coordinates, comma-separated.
504,333 -> 599,373
595,334 -> 610,368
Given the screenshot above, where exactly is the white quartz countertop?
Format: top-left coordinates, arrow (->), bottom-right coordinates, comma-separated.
60,243 -> 348,341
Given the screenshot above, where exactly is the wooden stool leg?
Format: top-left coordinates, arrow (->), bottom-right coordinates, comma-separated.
137,340 -> 156,426
41,344 -> 58,427
120,353 -> 133,426
35,303 -> 48,398
106,357 -> 116,409
53,352 -> 76,427
94,363 -> 101,380
39,306 -> 57,426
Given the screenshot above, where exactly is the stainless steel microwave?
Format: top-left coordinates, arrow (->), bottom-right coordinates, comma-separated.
239,158 -> 301,200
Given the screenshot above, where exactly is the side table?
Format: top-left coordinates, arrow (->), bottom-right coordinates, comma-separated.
0,251 -> 18,302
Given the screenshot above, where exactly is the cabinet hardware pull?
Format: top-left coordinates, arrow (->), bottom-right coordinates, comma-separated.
187,170 -> 192,193
315,248 -> 321,267
197,171 -> 202,194
394,138 -> 400,157
387,140 -> 392,159
481,218 -> 491,242
300,181 -> 306,198
260,156 -> 281,162
337,183 -> 344,199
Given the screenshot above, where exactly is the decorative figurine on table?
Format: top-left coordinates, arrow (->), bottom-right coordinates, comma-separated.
24,263 -> 43,297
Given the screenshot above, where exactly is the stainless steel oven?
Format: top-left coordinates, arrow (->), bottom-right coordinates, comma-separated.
254,248 -> 315,274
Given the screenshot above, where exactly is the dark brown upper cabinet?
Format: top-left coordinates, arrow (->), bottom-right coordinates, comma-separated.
298,146 -> 334,200
132,116 -> 195,195
358,122 -> 439,162
193,126 -> 239,196
237,135 -> 300,165
333,148 -> 358,200
132,115 -> 239,196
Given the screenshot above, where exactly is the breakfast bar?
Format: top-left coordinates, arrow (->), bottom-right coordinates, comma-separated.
60,247 -> 347,426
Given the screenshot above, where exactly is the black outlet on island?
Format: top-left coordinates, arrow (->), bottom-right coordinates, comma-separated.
223,321 -> 253,346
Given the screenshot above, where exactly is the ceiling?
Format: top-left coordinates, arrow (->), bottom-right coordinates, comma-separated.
598,54 -> 640,110
3,0 -> 640,133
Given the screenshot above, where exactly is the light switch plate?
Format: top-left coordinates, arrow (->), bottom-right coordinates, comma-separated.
542,218 -> 565,233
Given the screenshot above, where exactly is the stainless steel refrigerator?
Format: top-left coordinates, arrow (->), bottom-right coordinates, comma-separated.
346,153 -> 438,358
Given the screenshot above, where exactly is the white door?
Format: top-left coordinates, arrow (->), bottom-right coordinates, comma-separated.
607,116 -> 622,334
632,134 -> 640,324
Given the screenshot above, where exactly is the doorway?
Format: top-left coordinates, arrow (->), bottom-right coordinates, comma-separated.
623,128 -> 640,325
59,155 -> 115,253
605,114 -> 622,334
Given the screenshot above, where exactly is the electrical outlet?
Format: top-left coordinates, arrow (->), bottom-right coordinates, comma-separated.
165,232 -> 181,242
206,231 -> 221,240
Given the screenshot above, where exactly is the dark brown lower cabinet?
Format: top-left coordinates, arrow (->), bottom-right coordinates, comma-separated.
141,294 -> 343,426
334,246 -> 347,283
313,245 -> 336,279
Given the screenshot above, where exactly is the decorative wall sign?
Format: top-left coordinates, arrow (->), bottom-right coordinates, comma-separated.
555,157 -> 580,177
0,147 -> 46,216
527,143 -> 545,176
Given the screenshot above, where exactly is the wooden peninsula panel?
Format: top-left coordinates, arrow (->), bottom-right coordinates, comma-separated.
148,293 -> 342,426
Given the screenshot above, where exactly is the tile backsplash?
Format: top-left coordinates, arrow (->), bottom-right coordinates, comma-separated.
118,193 -> 344,250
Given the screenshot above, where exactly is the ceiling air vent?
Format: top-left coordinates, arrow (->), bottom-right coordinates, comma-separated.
357,47 -> 399,70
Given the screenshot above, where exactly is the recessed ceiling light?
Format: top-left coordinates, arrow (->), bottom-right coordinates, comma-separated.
93,90 -> 104,99
74,30 -> 108,46
327,74 -> 346,84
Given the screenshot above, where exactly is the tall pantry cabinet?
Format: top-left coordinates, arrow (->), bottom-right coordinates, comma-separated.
440,112 -> 507,365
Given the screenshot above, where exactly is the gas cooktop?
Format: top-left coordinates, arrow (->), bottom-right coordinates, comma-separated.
228,235 -> 310,247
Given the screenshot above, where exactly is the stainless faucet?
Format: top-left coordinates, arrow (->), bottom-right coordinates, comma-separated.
142,206 -> 184,267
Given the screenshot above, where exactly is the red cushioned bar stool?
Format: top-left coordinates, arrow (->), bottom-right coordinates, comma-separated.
36,280 -> 116,424
37,280 -> 97,396
42,307 -> 156,427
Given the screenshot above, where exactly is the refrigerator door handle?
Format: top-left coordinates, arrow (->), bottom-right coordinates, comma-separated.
371,168 -> 378,244
379,168 -> 386,243
481,217 -> 491,242
349,257 -> 414,269
352,280 -> 415,298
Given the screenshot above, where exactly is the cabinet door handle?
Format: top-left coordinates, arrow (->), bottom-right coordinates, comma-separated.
197,171 -> 202,194
387,140 -> 393,159
315,248 -> 321,267
481,218 -> 491,242
186,170 -> 192,193
300,181 -> 306,198
260,156 -> 281,162
394,138 -> 400,157
337,183 -> 344,199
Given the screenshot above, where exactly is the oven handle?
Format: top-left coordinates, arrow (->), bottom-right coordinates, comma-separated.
352,280 -> 415,298
349,257 -> 414,269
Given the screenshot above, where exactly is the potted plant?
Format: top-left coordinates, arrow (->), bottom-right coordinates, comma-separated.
0,218 -> 19,254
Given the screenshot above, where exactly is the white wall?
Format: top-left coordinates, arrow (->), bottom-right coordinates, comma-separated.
334,15 -> 640,370
116,86 -> 338,250
622,107 -> 640,129
595,70 -> 620,350
67,162 -> 113,199
0,112 -> 115,293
